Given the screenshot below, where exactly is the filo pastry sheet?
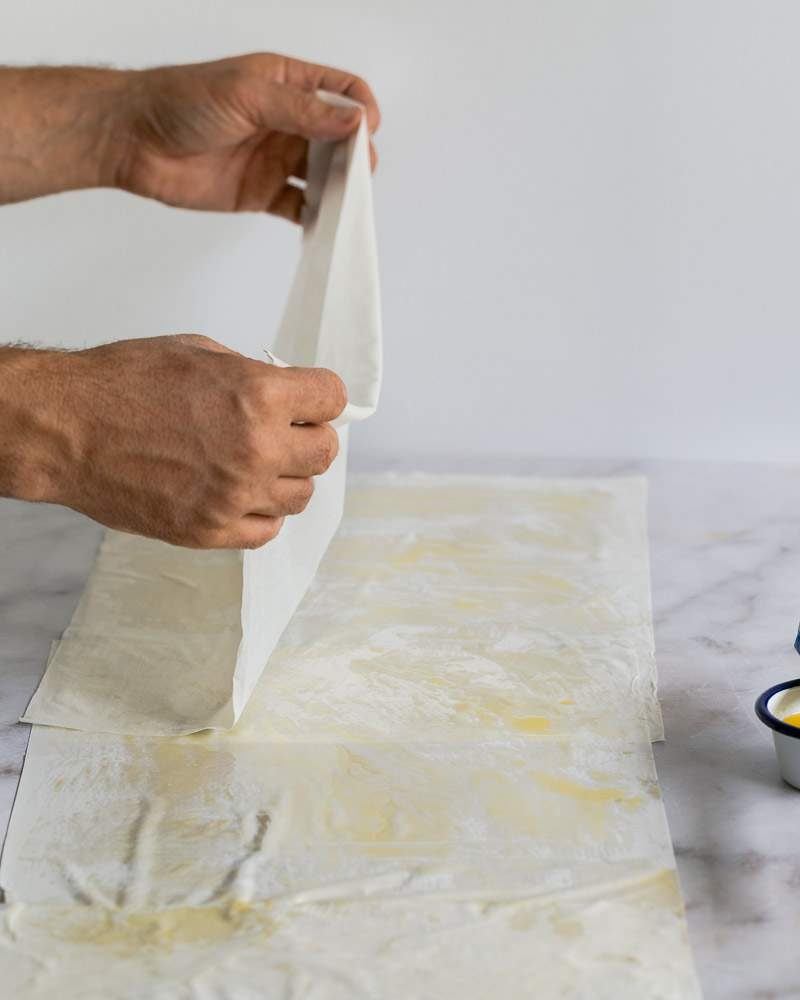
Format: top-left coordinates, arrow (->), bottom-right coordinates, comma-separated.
0,476 -> 699,998
20,91 -> 382,737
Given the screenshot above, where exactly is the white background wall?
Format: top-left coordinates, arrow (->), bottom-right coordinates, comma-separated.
1,1 -> 799,467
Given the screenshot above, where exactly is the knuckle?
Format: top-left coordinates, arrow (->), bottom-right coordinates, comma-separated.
238,52 -> 272,74
248,368 -> 285,414
230,381 -> 259,424
250,53 -> 283,80
220,483 -> 251,516
298,89 -> 321,121
159,505 -> 211,548
235,425 -> 265,471
193,508 -> 227,535
253,434 -> 283,478
230,388 -> 282,455
172,332 -> 217,350
200,480 -> 250,525
179,523 -> 215,549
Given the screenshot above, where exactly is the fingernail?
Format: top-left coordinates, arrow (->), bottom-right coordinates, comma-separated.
334,106 -> 359,124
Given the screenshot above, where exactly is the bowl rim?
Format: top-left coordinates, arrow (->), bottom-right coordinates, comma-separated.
755,678 -> 800,739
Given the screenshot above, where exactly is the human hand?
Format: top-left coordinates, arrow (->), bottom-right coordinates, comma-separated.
113,53 -> 380,220
0,336 -> 346,548
0,55 -> 379,214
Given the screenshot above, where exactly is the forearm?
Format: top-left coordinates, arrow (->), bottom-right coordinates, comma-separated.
0,346 -> 73,503
0,67 -> 131,205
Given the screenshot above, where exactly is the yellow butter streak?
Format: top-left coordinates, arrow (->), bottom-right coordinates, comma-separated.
54,902 -> 273,954
509,716 -> 552,734
535,773 -> 641,806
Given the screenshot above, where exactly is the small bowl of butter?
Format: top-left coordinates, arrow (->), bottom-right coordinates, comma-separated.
755,678 -> 800,789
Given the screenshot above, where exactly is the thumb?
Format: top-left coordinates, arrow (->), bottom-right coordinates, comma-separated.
252,83 -> 361,140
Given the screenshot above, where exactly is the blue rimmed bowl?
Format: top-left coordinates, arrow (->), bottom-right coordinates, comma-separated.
755,678 -> 800,789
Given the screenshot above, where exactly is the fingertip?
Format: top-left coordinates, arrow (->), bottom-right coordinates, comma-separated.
302,103 -> 359,140
342,75 -> 380,134
318,104 -> 361,139
366,106 -> 381,136
318,366 -> 348,415
282,364 -> 348,423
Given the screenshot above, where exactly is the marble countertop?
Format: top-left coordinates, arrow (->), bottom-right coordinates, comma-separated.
2,459 -> 798,999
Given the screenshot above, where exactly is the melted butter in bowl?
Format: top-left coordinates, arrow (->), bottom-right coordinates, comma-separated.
755,679 -> 800,790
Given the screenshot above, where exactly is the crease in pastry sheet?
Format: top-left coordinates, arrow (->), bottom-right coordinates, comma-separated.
0,475 -> 700,998
20,90 -> 382,737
